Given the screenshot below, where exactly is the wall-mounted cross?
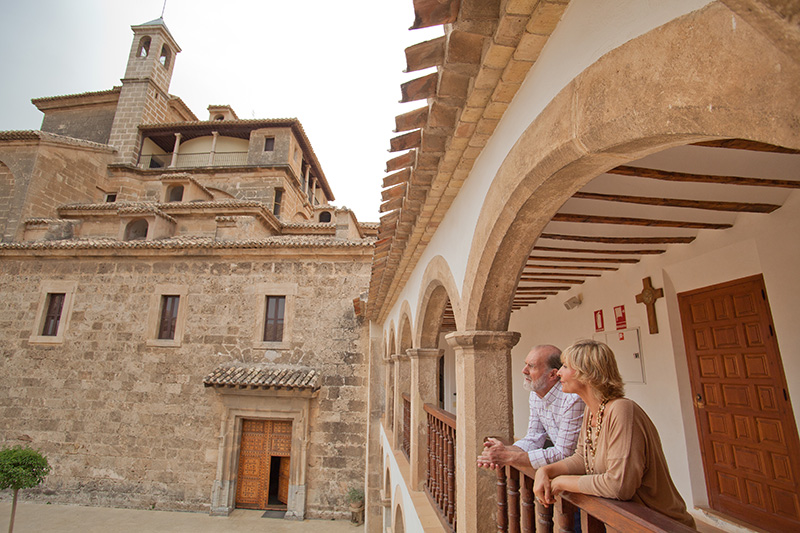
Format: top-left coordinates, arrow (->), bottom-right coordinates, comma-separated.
635,277 -> 664,334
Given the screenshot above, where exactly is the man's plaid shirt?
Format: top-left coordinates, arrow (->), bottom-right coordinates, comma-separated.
513,381 -> 585,469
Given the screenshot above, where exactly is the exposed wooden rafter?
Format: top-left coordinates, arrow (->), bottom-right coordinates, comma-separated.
572,191 -> 780,213
533,245 -> 665,255
692,139 -> 800,154
540,233 -> 695,245
526,263 -> 619,271
551,213 -> 732,230
529,255 -> 639,264
609,165 -> 800,189
521,271 -> 602,278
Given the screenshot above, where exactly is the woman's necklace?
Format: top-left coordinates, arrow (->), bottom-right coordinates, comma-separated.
584,398 -> 608,474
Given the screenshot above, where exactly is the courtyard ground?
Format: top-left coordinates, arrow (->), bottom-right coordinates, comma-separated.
0,501 -> 363,532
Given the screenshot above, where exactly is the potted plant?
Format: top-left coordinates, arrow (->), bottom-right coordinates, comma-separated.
0,445 -> 51,533
347,486 -> 365,525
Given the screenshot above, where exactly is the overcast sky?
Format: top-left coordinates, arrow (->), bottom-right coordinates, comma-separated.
0,0 -> 442,222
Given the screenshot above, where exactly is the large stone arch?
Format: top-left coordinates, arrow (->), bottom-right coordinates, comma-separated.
414,255 -> 462,349
461,2 -> 800,331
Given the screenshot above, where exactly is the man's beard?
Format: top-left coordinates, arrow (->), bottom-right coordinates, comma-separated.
522,374 -> 549,393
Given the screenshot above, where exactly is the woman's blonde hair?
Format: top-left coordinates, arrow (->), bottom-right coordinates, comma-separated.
562,339 -> 625,400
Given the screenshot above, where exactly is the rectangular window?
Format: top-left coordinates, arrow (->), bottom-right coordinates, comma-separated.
41,293 -> 66,336
273,188 -> 283,217
158,295 -> 180,340
105,193 -> 117,203
263,296 -> 286,342
264,137 -> 275,151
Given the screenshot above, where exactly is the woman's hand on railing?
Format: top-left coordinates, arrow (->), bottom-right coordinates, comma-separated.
533,466 -> 556,507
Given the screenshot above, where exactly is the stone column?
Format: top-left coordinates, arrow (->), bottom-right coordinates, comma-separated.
408,347 -> 442,489
445,330 -> 520,533
392,352 -> 409,450
208,131 -> 219,166
169,132 -> 182,168
384,356 -> 394,429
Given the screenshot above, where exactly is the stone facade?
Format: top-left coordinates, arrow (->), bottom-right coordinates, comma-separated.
0,16 -> 376,521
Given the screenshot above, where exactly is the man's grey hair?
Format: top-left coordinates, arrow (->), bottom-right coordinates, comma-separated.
534,344 -> 562,371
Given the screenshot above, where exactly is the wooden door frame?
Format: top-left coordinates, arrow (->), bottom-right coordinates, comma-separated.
678,274 -> 800,529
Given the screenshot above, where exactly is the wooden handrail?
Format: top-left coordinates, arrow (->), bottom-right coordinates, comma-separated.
401,392 -> 410,402
423,402 -> 456,428
561,492 -> 696,533
496,465 -> 696,533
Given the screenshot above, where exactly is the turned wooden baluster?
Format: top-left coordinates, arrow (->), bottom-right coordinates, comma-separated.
520,474 -> 535,533
555,495 -> 575,533
508,467 -> 520,533
535,498 -> 554,533
496,466 -> 508,532
446,425 -> 455,527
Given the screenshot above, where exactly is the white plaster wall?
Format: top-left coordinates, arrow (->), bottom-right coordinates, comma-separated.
383,0 -> 712,328
380,425 -> 426,532
507,190 -> 800,509
178,136 -> 248,153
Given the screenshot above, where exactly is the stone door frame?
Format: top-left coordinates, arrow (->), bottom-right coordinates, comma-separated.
209,387 -> 316,519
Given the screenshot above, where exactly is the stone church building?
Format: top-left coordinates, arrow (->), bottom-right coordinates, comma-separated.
0,18 -> 375,520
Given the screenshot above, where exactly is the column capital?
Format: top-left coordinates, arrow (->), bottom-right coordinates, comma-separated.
445,330 -> 521,352
406,348 -> 443,359
391,352 -> 409,362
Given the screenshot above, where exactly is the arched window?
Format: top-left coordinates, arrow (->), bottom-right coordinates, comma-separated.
214,114 -> 224,121
137,37 -> 151,58
319,211 -> 332,223
167,185 -> 184,202
124,219 -> 149,241
159,45 -> 170,68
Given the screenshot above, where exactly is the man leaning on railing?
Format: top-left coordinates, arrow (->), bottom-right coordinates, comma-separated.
477,344 -> 584,476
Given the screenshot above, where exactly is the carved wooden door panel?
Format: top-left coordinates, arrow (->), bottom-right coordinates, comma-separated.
679,275 -> 800,531
235,419 -> 271,509
278,456 -> 291,504
235,419 -> 293,510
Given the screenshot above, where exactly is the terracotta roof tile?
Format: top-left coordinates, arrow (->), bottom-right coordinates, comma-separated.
203,364 -> 319,391
0,130 -> 113,151
0,235 -> 374,251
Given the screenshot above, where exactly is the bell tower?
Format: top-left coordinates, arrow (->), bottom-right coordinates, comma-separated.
108,18 -> 181,165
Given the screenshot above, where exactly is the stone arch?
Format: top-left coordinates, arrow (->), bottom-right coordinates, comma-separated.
386,321 -> 396,356
397,304 -> 414,354
414,255 -> 462,349
461,2 -> 800,332
124,219 -> 149,241
393,502 -> 406,533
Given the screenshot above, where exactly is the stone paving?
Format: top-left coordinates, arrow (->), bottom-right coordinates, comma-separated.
0,502 -> 363,532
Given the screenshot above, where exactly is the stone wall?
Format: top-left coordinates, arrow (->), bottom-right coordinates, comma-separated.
0,142 -> 111,241
0,248 -> 371,517
39,105 -> 118,145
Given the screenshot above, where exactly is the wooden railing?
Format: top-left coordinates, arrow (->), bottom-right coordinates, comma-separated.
496,466 -> 696,533
401,393 -> 411,459
424,403 -> 456,532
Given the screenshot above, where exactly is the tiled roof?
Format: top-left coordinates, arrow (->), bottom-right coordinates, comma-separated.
368,0 -> 567,321
0,130 -> 113,151
203,364 -> 319,391
0,235 -> 374,251
30,87 -> 121,105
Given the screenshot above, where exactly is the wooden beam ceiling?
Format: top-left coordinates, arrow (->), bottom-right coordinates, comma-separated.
608,165 -> 800,188
572,191 -> 780,213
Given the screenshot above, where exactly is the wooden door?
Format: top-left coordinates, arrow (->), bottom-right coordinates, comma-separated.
278,456 -> 291,504
678,275 -> 800,531
235,419 -> 293,510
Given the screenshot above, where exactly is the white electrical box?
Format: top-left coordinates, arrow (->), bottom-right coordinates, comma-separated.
592,328 -> 645,383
